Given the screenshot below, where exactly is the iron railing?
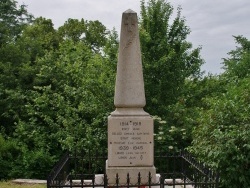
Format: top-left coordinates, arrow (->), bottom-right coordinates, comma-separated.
47,149 -> 219,188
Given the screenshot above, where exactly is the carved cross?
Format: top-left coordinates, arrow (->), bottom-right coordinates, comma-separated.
124,14 -> 136,32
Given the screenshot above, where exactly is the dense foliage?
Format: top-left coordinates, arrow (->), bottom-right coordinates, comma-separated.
0,0 -> 117,178
189,36 -> 250,187
139,0 -> 204,153
0,0 -> 249,187
140,0 -> 203,116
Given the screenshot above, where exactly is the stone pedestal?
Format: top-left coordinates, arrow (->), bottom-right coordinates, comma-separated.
106,113 -> 156,184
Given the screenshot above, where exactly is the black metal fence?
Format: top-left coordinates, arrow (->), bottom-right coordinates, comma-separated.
47,150 -> 219,188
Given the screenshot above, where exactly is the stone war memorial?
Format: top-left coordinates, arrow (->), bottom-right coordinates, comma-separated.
106,9 -> 156,184
47,9 -> 219,188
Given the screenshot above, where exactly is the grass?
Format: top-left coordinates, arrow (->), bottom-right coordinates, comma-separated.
0,181 -> 46,188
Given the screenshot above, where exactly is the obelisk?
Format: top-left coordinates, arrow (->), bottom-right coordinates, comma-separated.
106,9 -> 156,185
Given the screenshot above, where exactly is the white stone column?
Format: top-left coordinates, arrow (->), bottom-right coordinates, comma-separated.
106,9 -> 156,185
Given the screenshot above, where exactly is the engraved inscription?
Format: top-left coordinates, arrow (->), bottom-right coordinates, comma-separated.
108,118 -> 153,166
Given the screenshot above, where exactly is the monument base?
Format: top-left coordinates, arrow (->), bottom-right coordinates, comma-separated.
108,115 -> 154,167
106,160 -> 156,185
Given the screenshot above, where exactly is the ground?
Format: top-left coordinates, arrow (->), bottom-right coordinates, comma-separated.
0,181 -> 46,188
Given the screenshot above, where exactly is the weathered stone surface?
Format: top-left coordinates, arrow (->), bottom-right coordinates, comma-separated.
114,9 -> 145,109
108,116 -> 154,167
106,9 -> 156,185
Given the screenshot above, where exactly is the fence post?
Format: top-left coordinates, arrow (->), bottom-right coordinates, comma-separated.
138,172 -> 141,188
104,174 -> 108,188
160,174 -> 164,188
148,172 -> 152,188
116,173 -> 119,188
70,175 -> 73,188
127,173 -> 130,188
215,172 -> 220,188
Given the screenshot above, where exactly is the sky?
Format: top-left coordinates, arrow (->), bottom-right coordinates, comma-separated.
16,0 -> 250,75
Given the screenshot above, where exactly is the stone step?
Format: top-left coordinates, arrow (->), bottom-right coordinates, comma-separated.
12,179 -> 46,184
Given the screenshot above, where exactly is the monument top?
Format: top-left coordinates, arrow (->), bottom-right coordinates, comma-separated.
124,9 -> 136,13
113,9 -> 147,116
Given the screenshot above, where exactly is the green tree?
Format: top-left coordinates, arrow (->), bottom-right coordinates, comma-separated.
0,17 -> 59,136
58,18 -> 86,43
0,134 -> 21,179
85,20 -> 107,52
139,0 -> 204,152
190,79 -> 250,188
140,0 -> 204,117
0,0 -> 32,45
18,17 -> 59,63
0,0 -> 33,136
13,17 -> 60,91
12,29 -> 116,178
58,18 -> 107,52
223,35 -> 250,79
190,36 -> 250,188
